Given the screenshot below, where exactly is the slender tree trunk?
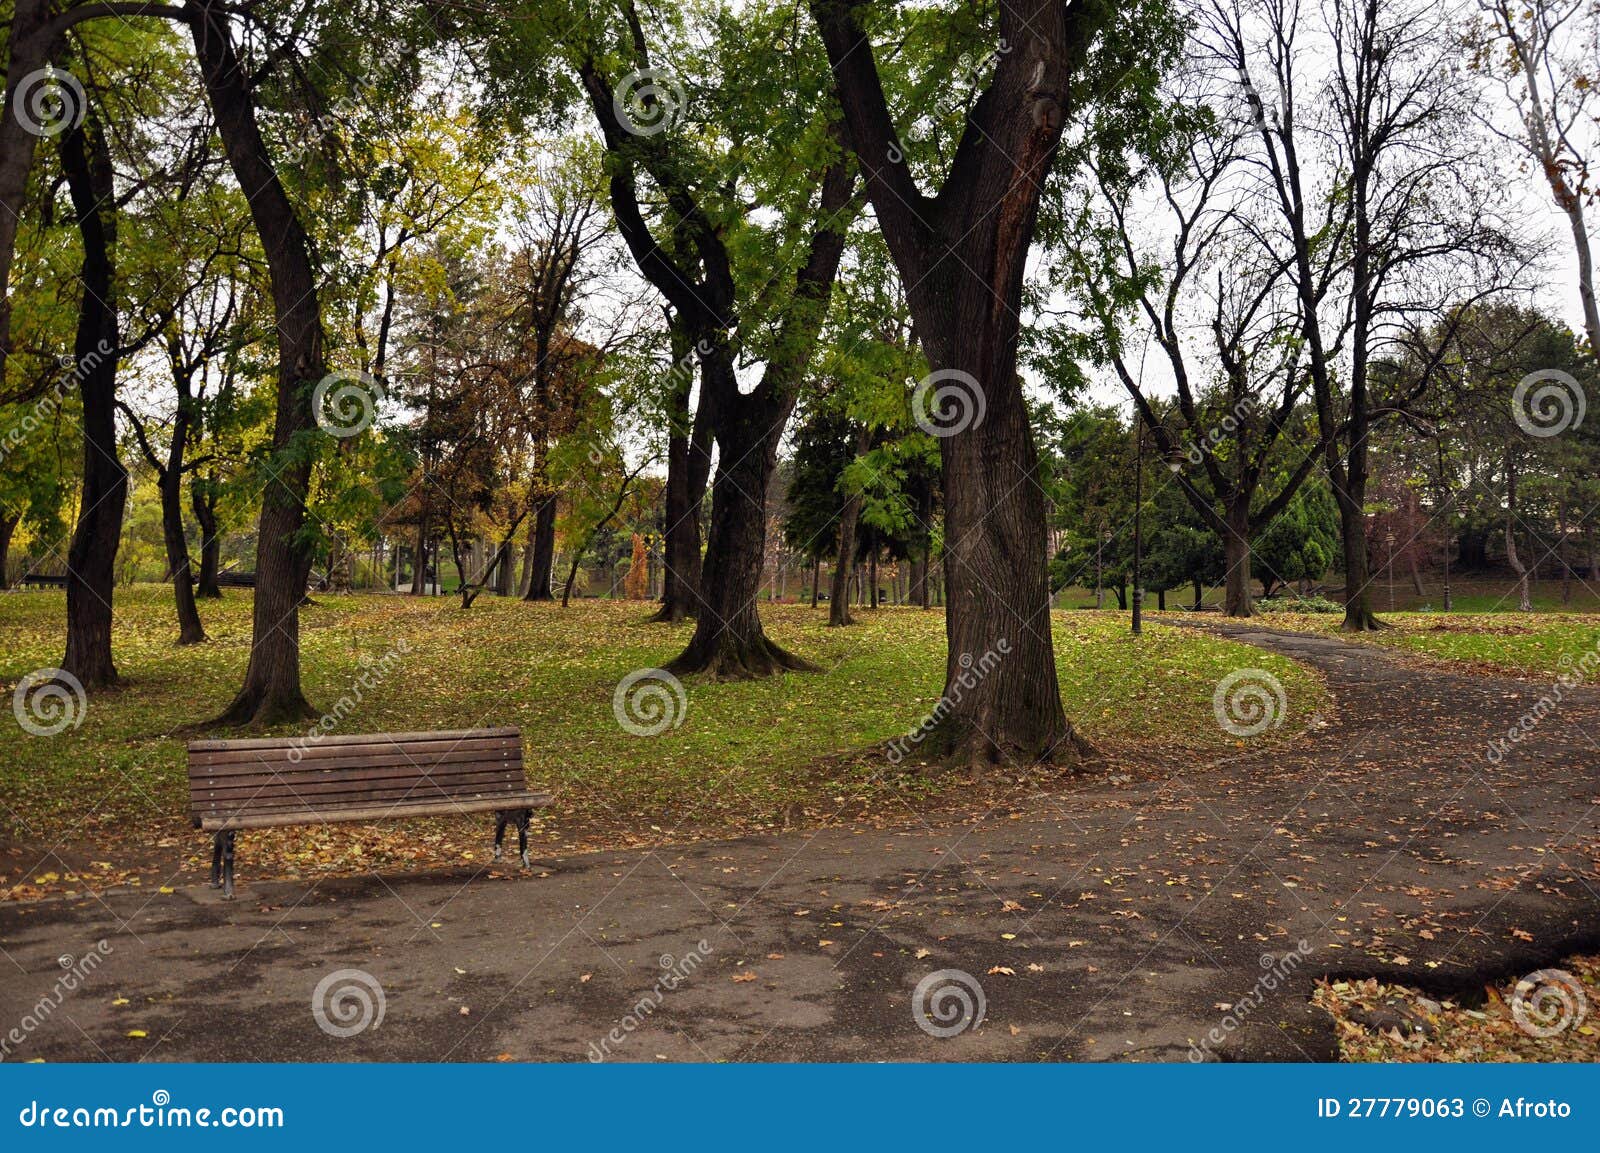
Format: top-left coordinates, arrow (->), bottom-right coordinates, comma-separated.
1506,455 -> 1532,612
192,1 -> 320,724
653,352 -> 713,623
159,470 -> 205,644
410,516 -> 428,595
829,465 -> 863,627
1193,579 -> 1203,610
524,493 -> 557,601
0,512 -> 16,589
810,557 -> 821,607
1558,499 -> 1572,606
59,117 -> 124,689
1222,498 -> 1253,618
192,473 -> 222,598
1409,555 -> 1425,598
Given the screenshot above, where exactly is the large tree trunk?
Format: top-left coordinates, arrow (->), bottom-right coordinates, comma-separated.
667,379 -> 811,677
814,0 -> 1100,767
410,517 -> 429,594
1222,498 -> 1253,618
192,1 -> 320,725
192,472 -> 222,598
523,493 -> 557,601
59,117 -> 125,689
0,0 -> 52,380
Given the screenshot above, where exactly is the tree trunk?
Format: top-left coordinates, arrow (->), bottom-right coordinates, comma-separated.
667,384 -> 812,677
0,0 -> 52,381
1222,499 -> 1253,618
0,511 -> 16,589
829,469 -> 863,627
192,473 -> 222,598
59,117 -> 125,689
652,352 -> 713,623
1193,579 -> 1203,610
410,516 -> 428,595
1505,456 -> 1532,612
523,493 -> 557,601
159,469 -> 205,644
1409,555 -> 1425,598
810,557 -> 821,607
192,1 -> 320,725
1558,499 -> 1572,606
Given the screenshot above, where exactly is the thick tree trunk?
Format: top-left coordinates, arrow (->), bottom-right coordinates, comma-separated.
0,0 -> 52,381
192,1 -> 320,724
59,118 -> 124,689
523,493 -> 557,601
192,474 -> 222,598
667,387 -> 812,677
1222,500 -> 1253,617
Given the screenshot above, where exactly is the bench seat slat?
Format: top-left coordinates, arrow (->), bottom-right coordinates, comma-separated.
187,727 -> 519,753
193,765 -> 524,794
199,788 -> 546,817
198,791 -> 552,831
188,749 -> 520,781
187,736 -> 520,770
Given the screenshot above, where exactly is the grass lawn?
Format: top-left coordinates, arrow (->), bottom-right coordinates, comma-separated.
0,587 -> 1325,896
1253,609 -> 1600,678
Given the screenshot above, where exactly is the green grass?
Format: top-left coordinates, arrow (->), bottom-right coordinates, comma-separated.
0,587 -> 1324,885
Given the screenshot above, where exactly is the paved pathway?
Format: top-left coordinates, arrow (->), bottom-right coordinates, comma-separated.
3,625 -> 1597,1061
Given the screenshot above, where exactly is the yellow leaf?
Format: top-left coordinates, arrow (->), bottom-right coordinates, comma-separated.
126,1030 -> 147,1039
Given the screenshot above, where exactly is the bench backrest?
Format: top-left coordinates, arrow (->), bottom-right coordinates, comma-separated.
187,726 -> 528,830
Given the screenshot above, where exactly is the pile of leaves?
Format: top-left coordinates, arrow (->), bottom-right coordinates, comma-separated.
1312,955 -> 1599,1061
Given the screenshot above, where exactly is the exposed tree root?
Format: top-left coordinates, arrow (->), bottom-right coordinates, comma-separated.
665,632 -> 817,680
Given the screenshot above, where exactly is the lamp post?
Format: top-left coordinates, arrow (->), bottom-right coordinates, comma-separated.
1384,530 -> 1396,612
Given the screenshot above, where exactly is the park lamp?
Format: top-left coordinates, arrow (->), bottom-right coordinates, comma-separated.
1165,445 -> 1185,474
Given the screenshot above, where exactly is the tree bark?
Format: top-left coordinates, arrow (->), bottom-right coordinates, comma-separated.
192,472 -> 222,597
0,0 -> 52,381
192,0 -> 321,724
652,325 -> 713,622
523,493 -> 557,601
59,116 -> 125,689
1222,498 -> 1253,618
0,512 -> 16,589
815,0 -> 1105,764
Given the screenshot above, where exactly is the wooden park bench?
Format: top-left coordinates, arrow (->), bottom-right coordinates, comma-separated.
214,570 -> 256,588
186,726 -> 551,898
20,572 -> 67,589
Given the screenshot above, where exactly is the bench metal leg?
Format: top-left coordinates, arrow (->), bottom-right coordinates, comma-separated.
493,809 -> 533,869
219,831 -> 236,899
210,834 -> 224,888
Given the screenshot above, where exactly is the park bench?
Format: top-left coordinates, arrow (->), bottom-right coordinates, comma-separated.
214,571 -> 256,588
20,573 -> 67,589
186,726 -> 551,898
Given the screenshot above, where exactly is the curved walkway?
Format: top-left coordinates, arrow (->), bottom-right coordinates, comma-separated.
2,624 -> 1597,1061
